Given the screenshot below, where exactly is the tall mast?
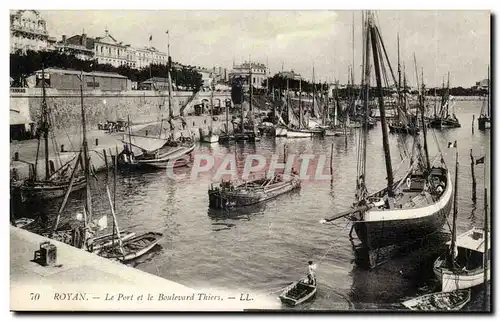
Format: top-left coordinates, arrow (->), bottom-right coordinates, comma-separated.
299,77 -> 302,128
397,33 -> 402,114
249,56 -> 253,113
352,11 -> 355,85
41,67 -> 50,180
449,145 -> 459,265
80,70 -> 92,230
312,63 -> 316,118
356,10 -> 371,203
487,65 -> 490,117
369,17 -> 394,197
446,71 -> 450,117
421,70 -> 431,171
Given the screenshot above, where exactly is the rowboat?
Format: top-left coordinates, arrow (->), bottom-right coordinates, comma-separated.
96,232 -> 164,262
279,276 -> 317,306
208,174 -> 301,209
14,217 -> 35,229
401,289 -> 471,311
90,230 -> 137,251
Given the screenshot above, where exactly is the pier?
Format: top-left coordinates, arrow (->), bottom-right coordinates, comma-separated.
10,226 -> 278,311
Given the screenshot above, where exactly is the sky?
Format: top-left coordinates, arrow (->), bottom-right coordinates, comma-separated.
38,10 -> 491,87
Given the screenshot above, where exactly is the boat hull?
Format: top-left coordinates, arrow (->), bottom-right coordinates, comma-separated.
353,167 -> 452,250
279,277 -> 317,306
401,289 -> 471,311
97,232 -> 164,262
433,257 -> 490,292
208,178 -> 301,209
201,134 -> 219,143
19,176 -> 87,200
121,145 -> 195,169
286,130 -> 314,138
428,119 -> 461,129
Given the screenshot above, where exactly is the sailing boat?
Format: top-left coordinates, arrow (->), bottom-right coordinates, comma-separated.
50,72 -> 134,251
118,54 -> 195,169
478,66 -> 491,131
433,152 -> 490,292
388,36 -> 420,135
320,12 -> 452,267
428,72 -> 461,129
286,73 -> 325,138
17,67 -> 86,200
200,83 -> 219,143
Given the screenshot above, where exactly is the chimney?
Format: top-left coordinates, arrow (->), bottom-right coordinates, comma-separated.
81,33 -> 87,47
62,35 -> 66,44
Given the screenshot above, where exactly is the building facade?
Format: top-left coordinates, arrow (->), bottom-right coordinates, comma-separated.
10,10 -> 52,53
229,62 -> 268,89
134,47 -> 168,69
92,30 -> 130,67
55,33 -> 95,61
29,68 -> 131,91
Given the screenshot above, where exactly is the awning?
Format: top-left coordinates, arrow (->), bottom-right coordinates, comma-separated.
10,110 -> 33,125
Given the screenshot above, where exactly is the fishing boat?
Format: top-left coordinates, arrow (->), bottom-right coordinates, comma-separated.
119,53 -> 195,169
428,73 -> 461,129
208,173 -> 301,209
279,276 -> 317,306
401,289 -> 471,311
433,148 -> 490,293
320,12 -> 452,268
478,66 -> 491,131
96,232 -> 164,262
433,228 -> 491,292
90,230 -> 136,251
16,67 -> 86,200
50,71 -> 164,264
119,139 -> 195,169
388,34 -> 420,136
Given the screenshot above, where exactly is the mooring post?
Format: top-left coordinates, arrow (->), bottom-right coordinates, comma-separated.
95,138 -> 99,146
14,152 -> 19,161
103,149 -> 108,172
330,143 -> 334,174
472,115 -> 475,134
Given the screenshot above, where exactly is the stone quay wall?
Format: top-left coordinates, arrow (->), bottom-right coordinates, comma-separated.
10,88 -> 232,133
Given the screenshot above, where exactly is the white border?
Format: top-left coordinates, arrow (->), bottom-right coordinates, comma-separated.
3,2 -> 498,320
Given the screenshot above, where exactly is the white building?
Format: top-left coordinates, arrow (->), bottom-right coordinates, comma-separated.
10,10 -> 53,53
92,29 -> 129,67
230,62 -> 268,89
134,46 -> 168,69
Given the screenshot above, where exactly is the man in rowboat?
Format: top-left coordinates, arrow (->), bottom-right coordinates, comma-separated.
307,261 -> 317,284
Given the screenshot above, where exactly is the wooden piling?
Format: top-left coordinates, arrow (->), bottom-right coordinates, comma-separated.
103,149 -> 109,172
330,143 -> 334,174
95,138 -> 99,146
470,149 -> 477,203
472,115 -> 475,134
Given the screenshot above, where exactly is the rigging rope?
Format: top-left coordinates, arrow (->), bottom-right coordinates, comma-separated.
266,221 -> 351,295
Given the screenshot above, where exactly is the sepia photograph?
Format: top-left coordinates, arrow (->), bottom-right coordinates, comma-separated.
8,8 -> 491,312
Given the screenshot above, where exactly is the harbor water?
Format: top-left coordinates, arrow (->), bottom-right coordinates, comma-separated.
13,100 -> 490,311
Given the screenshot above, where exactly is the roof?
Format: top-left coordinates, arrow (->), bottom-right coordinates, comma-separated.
141,77 -> 170,84
33,68 -> 128,79
446,227 -> 490,253
10,110 -> 33,125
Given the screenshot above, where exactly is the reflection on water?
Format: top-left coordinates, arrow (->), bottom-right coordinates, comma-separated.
12,101 -> 490,310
